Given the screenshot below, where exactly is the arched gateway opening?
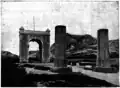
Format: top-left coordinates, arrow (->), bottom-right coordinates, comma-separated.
19,27 -> 50,63
28,39 -> 42,63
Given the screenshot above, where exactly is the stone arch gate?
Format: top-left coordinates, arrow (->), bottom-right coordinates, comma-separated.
19,27 -> 50,63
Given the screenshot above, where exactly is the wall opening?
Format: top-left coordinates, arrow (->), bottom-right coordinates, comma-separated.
28,39 -> 42,63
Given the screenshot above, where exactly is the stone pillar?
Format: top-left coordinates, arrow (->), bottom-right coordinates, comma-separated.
43,35 -> 50,63
19,27 -> 29,63
54,25 -> 66,67
38,40 -> 42,63
96,29 -> 110,68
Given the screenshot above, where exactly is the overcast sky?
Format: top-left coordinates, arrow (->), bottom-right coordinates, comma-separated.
1,1 -> 119,55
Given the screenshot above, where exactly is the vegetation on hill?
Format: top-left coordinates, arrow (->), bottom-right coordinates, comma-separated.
50,33 -> 119,60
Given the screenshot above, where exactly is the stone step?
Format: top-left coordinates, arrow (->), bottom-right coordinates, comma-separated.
68,61 -> 96,66
79,62 -> 96,66
67,58 -> 96,62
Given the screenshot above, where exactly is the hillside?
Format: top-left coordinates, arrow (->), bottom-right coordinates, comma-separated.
50,33 -> 119,60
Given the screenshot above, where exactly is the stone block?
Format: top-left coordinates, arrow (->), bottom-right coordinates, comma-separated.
94,67 -> 118,73
50,67 -> 72,73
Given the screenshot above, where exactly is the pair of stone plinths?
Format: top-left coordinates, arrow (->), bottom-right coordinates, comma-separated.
55,25 -> 111,71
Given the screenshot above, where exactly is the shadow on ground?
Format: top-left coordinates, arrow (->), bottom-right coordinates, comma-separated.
1,51 -> 119,87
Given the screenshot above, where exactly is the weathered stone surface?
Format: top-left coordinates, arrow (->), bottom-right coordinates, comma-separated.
97,29 -> 110,67
54,25 -> 66,67
94,67 -> 118,73
19,28 -> 50,63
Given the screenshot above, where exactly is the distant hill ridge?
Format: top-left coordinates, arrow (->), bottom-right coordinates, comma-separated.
50,33 -> 119,59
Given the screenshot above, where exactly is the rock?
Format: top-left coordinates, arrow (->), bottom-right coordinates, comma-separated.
1,51 -> 38,87
109,51 -> 119,58
50,67 -> 72,73
1,51 -> 26,87
50,33 -> 119,62
94,67 -> 118,73
1,51 -> 19,63
109,39 -> 119,58
66,49 -> 97,59
50,33 -> 97,61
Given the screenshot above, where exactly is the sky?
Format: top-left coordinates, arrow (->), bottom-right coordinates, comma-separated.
1,1 -> 119,55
